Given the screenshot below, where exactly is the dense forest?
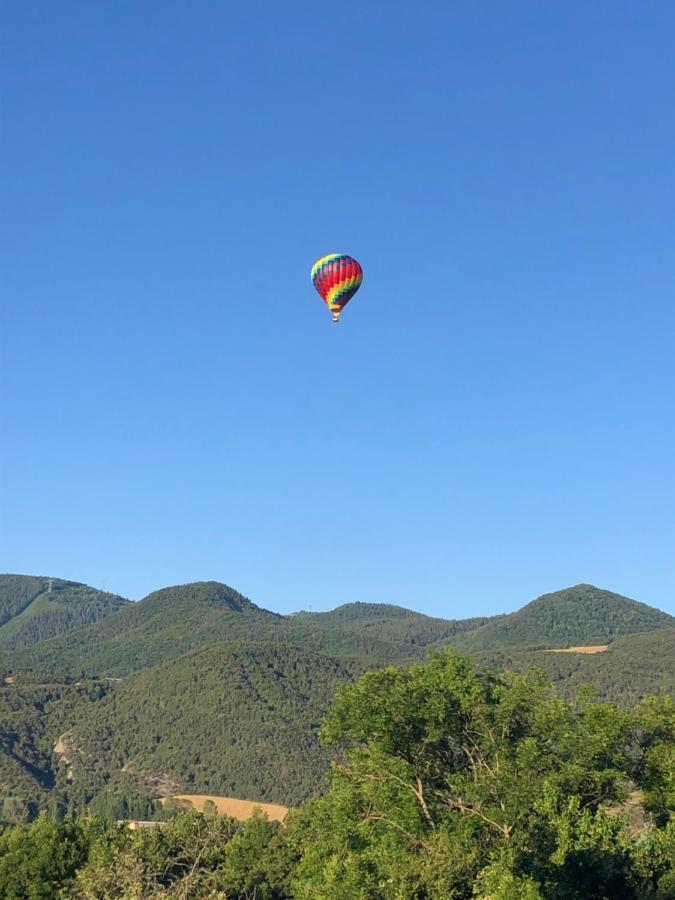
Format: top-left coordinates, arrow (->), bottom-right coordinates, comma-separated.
0,581 -> 497,679
0,577 -> 128,650
0,576 -> 675,864
3,579 -> 672,681
453,585 -> 675,652
472,629 -> 675,707
0,651 -> 673,898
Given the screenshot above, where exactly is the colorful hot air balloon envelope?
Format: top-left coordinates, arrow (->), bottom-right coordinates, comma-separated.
311,253 -> 363,322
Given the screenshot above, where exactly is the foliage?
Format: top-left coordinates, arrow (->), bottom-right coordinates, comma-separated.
288,650 -> 673,898
0,816 -> 91,898
87,790 -> 165,822
0,576 -> 673,827
634,696 -> 675,824
0,576 -> 128,649
454,584 -> 675,652
471,629 -> 675,706
0,650 -> 673,897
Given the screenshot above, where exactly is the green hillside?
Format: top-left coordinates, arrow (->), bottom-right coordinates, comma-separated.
4,582 -> 282,677
1,575 -> 673,824
2,584 -> 496,678
1,643 -> 359,816
3,650 -> 673,899
453,584 -> 675,652
0,675 -> 100,819
286,602 -> 496,662
0,575 -> 129,649
472,627 -> 675,706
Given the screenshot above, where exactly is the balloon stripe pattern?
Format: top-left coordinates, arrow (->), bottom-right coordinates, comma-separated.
311,253 -> 363,322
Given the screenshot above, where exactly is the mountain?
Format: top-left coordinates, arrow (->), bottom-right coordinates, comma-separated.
1,643 -> 359,815
0,575 -> 129,649
472,628 -> 675,706
2,585 -> 497,678
5,582 -> 281,678
285,602 -> 497,662
452,584 -> 675,652
1,575 -> 673,822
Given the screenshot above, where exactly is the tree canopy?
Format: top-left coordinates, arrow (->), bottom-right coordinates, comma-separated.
0,650 -> 673,898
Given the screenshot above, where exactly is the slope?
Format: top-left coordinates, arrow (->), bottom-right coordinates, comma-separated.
0,674 -> 99,820
5,582 -> 282,678
0,575 -> 129,649
55,642 -> 359,807
286,601 -> 497,662
471,627 -> 675,706
3,582 -> 498,678
452,584 -> 674,652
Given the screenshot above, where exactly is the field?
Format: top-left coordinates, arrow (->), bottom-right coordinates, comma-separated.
544,644 -> 609,654
164,794 -> 288,823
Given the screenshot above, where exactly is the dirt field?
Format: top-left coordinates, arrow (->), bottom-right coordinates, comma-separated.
544,645 -> 609,654
164,794 -> 288,822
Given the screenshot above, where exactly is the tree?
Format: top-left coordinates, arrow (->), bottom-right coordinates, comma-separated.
0,817 -> 89,899
290,650 -> 649,898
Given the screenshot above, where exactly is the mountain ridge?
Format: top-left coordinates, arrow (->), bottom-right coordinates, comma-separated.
0,575 -> 129,649
2,576 -> 672,679
1,574 -> 673,822
452,583 -> 675,652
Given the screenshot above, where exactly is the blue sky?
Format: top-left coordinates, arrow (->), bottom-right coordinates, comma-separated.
2,2 -> 673,616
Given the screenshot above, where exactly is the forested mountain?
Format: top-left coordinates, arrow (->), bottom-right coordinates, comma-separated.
61,642 -> 358,807
472,627 -> 675,706
0,643 -> 358,818
0,583 -> 494,678
3,582 -> 282,677
453,584 -> 675,652
0,574 -> 673,827
0,575 -> 128,649
286,602 -> 496,661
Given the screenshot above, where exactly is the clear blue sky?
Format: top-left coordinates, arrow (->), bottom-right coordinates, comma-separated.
2,2 -> 673,616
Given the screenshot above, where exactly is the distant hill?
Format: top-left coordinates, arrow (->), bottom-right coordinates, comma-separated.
3,585 -> 497,678
5,642 -> 358,811
452,584 -> 675,652
0,575 -> 129,649
286,602 -> 497,662
472,628 -> 675,706
6,582 -> 281,677
1,574 -> 673,821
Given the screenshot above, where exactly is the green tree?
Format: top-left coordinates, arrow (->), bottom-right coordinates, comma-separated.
0,816 -> 90,899
212,810 -> 282,898
291,650 -> 648,898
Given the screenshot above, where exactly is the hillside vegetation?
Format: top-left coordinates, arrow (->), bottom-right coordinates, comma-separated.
453,584 -> 675,652
0,574 -> 673,826
61,642 -> 359,807
0,675 -> 102,819
0,642 -> 360,817
0,576 -> 128,649
472,627 -> 675,706
4,582 -> 281,677
287,601 -> 496,662
1,651 -> 673,898
0,581 -> 494,678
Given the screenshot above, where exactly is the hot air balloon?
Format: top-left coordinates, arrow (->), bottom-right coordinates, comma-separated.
311,253 -> 363,322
